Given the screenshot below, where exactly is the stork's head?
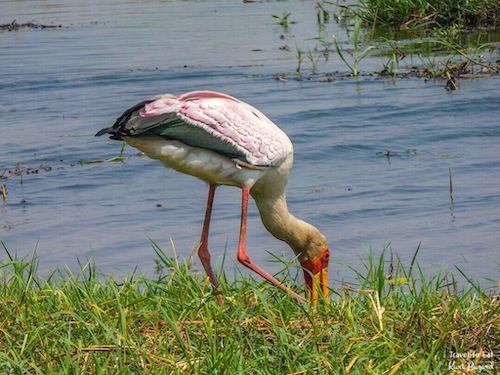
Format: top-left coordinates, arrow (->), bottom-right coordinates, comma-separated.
300,245 -> 330,303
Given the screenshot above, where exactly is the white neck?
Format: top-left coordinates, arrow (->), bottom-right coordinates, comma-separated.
250,185 -> 327,265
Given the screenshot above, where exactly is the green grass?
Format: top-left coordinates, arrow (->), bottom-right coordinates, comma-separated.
358,0 -> 498,30
0,242 -> 497,374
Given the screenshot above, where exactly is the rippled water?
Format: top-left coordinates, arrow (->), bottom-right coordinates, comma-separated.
1,0 -> 499,287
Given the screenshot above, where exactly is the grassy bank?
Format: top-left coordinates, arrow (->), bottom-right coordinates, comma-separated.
358,0 -> 498,30
0,243 -> 497,374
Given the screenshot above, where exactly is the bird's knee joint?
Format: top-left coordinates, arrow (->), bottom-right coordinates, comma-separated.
237,253 -> 251,266
198,247 -> 211,262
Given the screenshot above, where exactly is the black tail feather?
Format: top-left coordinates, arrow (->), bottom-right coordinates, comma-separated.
95,99 -> 154,139
95,127 -> 114,137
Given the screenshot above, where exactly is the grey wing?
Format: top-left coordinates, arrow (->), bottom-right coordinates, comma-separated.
132,113 -> 250,162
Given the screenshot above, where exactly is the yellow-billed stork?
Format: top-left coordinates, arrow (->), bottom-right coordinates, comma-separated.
96,90 -> 330,303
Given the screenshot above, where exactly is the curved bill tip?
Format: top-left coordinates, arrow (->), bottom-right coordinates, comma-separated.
311,266 -> 329,304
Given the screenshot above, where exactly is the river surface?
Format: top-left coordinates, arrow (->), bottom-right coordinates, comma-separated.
1,0 -> 499,288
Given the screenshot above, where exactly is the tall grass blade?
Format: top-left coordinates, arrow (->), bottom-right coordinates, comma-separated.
454,265 -> 487,298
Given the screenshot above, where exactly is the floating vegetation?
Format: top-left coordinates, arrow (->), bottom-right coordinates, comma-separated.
79,142 -> 127,165
1,164 -> 53,181
0,20 -> 63,31
1,144 -> 128,187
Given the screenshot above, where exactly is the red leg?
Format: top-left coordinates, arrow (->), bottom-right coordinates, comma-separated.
198,184 -> 222,304
236,186 -> 306,303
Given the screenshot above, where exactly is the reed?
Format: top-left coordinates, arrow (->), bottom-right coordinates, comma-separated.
0,241 -> 497,373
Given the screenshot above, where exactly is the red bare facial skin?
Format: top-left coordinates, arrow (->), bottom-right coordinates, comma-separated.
302,246 -> 330,290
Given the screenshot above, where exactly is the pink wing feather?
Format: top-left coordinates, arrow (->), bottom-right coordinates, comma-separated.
138,91 -> 292,167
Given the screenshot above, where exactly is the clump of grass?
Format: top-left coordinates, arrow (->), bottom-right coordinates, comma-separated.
0,241 -> 497,373
358,0 -> 499,30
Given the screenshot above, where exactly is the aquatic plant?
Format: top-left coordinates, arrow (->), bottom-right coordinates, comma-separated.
315,1 -> 355,26
333,17 -> 375,76
376,38 -> 406,78
0,241 -> 496,373
274,1 -> 497,88
294,44 -> 304,74
272,12 -> 295,28
400,36 -> 500,89
381,49 -> 399,78
293,44 -> 322,75
304,48 -> 320,74
316,2 -> 330,25
79,141 -> 127,165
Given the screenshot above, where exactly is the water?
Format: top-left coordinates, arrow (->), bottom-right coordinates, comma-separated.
1,0 -> 499,287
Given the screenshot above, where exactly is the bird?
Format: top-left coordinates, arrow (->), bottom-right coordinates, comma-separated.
96,90 -> 330,303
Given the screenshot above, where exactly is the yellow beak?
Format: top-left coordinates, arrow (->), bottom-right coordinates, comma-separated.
311,266 -> 329,304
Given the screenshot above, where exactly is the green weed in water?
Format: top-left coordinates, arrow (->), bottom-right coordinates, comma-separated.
80,142 -> 127,165
333,17 -> 376,76
272,12 -> 296,29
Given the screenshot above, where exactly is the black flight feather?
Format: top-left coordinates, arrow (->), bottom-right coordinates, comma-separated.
95,99 -> 154,140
